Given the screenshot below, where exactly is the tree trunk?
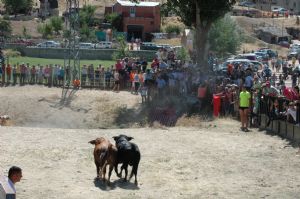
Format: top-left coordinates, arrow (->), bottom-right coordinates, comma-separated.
195,25 -> 210,72
195,3 -> 211,72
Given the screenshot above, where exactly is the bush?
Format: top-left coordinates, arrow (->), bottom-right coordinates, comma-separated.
4,49 -> 21,57
37,22 -> 53,39
164,25 -> 182,35
0,18 -> 12,38
50,16 -> 63,35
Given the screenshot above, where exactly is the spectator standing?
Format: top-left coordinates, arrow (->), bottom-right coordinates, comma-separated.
6,64 -> 11,84
20,63 -> 26,85
1,62 -> 5,85
81,65 -> 87,86
88,64 -> 94,86
0,166 -> 23,196
292,71 -> 298,87
112,70 -> 120,92
12,65 -> 17,85
16,63 -> 21,84
30,65 -> 36,84
239,85 -> 251,132
104,68 -> 112,89
58,66 -> 64,86
262,81 -> 279,97
156,75 -> 166,97
38,65 -> 44,84
53,65 -> 59,87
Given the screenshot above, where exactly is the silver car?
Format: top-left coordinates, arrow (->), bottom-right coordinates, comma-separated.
37,41 -> 61,48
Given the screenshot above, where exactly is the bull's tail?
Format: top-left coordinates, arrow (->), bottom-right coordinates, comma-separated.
99,150 -> 108,166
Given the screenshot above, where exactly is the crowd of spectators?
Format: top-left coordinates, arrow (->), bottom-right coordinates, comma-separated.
1,46 -> 300,129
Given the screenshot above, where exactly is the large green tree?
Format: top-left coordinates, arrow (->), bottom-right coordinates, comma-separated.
162,0 -> 236,71
209,15 -> 241,58
1,0 -> 33,16
79,4 -> 96,27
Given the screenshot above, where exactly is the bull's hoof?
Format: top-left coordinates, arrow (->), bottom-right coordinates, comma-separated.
135,181 -> 138,186
117,173 -> 121,178
123,178 -> 127,182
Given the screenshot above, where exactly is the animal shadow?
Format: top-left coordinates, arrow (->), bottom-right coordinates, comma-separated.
93,177 -> 140,191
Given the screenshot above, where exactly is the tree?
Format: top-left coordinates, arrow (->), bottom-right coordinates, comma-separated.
22,25 -> 31,39
37,22 -> 53,39
105,13 -> 123,31
209,15 -> 241,58
0,18 -> 12,38
162,0 -> 236,71
1,0 -> 33,16
79,4 -> 96,27
50,16 -> 63,35
79,23 -> 96,42
112,35 -> 131,60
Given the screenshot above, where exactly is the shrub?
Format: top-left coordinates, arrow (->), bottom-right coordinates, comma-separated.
164,24 -> 182,35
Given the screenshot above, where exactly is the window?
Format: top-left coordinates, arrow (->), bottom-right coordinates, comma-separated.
130,7 -> 136,17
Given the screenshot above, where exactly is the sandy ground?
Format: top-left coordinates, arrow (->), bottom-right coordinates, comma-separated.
0,87 -> 300,198
0,86 -> 141,129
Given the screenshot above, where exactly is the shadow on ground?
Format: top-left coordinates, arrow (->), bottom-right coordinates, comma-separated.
93,178 -> 140,191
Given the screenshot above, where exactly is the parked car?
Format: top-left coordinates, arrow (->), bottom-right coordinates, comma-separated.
78,42 -> 95,49
235,53 -> 258,61
287,49 -> 300,59
157,44 -> 172,50
37,40 -> 61,48
140,42 -> 160,50
278,41 -> 290,48
95,41 -> 112,49
254,51 -> 269,62
238,1 -> 255,8
217,59 -> 252,74
11,39 -> 35,47
257,48 -> 278,58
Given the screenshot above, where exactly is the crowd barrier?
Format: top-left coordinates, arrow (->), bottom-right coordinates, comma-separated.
258,95 -> 300,144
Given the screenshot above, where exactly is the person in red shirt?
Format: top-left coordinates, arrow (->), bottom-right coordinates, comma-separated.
227,63 -> 233,76
115,59 -> 122,72
6,64 -> 11,84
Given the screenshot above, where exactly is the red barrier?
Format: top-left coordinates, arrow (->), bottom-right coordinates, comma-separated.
213,95 -> 221,117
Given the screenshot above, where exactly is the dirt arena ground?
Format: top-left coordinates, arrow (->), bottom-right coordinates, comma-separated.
1,86 -> 300,198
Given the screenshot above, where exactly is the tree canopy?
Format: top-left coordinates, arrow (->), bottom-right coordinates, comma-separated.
1,0 -> 33,15
162,0 -> 236,71
209,15 -> 241,57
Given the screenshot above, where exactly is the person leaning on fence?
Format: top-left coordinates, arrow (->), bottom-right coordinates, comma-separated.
239,85 -> 251,132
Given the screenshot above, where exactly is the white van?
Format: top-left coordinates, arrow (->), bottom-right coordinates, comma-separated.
78,43 -> 95,49
95,41 -> 112,49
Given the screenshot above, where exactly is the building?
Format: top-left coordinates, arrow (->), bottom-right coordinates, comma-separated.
253,0 -> 300,14
255,26 -> 291,44
106,0 -> 161,41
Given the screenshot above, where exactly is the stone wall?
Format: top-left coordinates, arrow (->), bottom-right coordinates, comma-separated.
5,45 -> 156,61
